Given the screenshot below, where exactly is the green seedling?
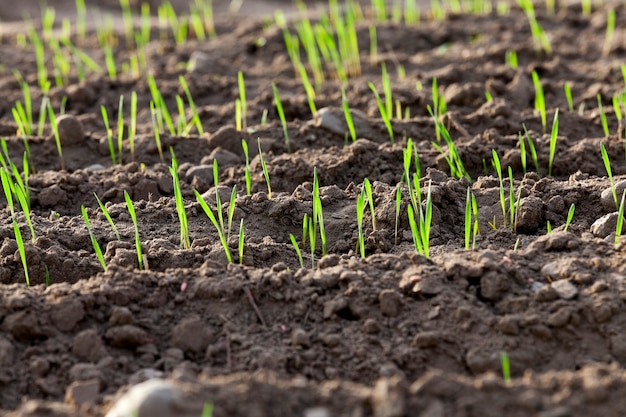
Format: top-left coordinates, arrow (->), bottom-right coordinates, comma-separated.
485,91 -> 493,102
363,178 -> 376,231
430,113 -> 470,181
298,64 -> 317,116
548,109 -> 559,176
258,139 -> 272,199
601,143 -> 618,209
369,25 -> 377,65
522,124 -> 540,174
382,63 -> 393,122
179,76 -> 204,136
546,220 -> 552,234
518,133 -> 527,174
407,180 -> 433,258
356,186 -> 366,258
13,218 -> 29,286
602,9 -> 616,57
170,148 -> 190,249
312,168 -> 327,256
101,105 -> 117,165
368,82 -> 394,143
564,83 -> 574,112
94,193 -> 121,240
149,102 -> 165,163
518,0 -> 551,55
598,94 -> 610,137
117,95 -> 125,164
237,71 -> 247,131
82,206 -> 107,271
238,219 -> 245,265
342,88 -> 357,142
242,140 -> 252,195
272,84 -> 290,152
227,186 -> 237,241
465,187 -> 473,250
505,50 -> 518,69
508,167 -> 516,229
394,185 -> 402,245
563,203 -> 575,232
195,189 -> 232,263
492,150 -> 507,228
616,190 -> 626,245
124,191 -> 144,270
46,103 -> 65,170
500,351 -> 511,384
372,0 -> 388,21
613,95 -> 623,140
532,70 -> 547,133
289,233 -> 305,268
129,92 -> 137,162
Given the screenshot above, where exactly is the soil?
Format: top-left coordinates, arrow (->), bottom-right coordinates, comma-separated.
1,0 -> 626,416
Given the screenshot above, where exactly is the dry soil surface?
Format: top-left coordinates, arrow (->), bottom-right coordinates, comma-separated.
1,0 -> 626,416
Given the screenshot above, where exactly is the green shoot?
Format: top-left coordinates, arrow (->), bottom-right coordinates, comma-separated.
500,351 -> 511,384
238,219 -> 245,265
94,193 -> 121,240
613,95 -> 623,140
356,186 -> 366,258
519,133 -> 527,174
342,88 -> 357,142
101,105 -> 117,165
82,205 -> 107,271
505,50 -> 518,69
13,218 -> 29,286
492,150 -> 507,228
547,220 -> 552,234
563,204 -> 575,232
196,189 -> 232,263
227,186 -> 237,241
124,191 -> 144,270
170,148 -> 190,249
129,91 -> 137,162
616,190 -> 626,245
601,143 -> 618,209
242,140 -> 252,195
522,124 -> 540,175
363,178 -> 376,231
258,138 -> 272,199
150,101 -> 165,163
47,103 -> 64,170
368,82 -> 394,143
564,83 -> 574,112
179,76 -> 204,135
508,167 -> 515,229
237,71 -> 247,131
531,70 -> 546,133
289,233 -> 305,268
548,109 -> 559,176
598,94 -> 610,137
394,185 -> 402,245
298,64 -> 317,116
272,84 -> 290,152
313,168 -> 326,256
407,180 -> 433,258
602,9 -> 616,58
465,187 -> 472,250
117,95 -> 125,164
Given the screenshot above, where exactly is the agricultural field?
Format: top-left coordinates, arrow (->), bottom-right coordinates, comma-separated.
0,0 -> 626,415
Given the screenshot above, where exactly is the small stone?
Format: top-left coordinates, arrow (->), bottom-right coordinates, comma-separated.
371,377 -> 406,417
208,125 -> 241,155
601,180 -> 626,211
378,289 -> 402,317
170,317 -> 211,354
55,114 -> 85,146
291,328 -> 310,348
185,165 -> 214,188
73,329 -> 109,363
550,280 -> 578,300
187,51 -> 211,73
314,107 -> 376,139
363,318 -> 381,334
105,325 -> 148,348
591,213 -> 621,238
104,379 -> 193,417
304,407 -> 331,417
412,331 -> 441,348
65,379 -> 100,408
51,299 -> 85,332
38,184 -> 68,208
69,363 -> 102,382
318,254 -> 340,269
109,307 -> 134,326
200,147 -> 242,168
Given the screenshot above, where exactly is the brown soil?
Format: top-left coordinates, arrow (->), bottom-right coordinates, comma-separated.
1,0 -> 626,416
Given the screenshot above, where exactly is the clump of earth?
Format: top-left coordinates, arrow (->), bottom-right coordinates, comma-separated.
1,0 -> 626,416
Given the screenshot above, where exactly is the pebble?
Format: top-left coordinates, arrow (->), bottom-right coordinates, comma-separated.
291,328 -> 310,348
55,114 -> 85,146
304,407 -> 332,417
65,379 -> 100,408
314,107 -> 375,139
72,329 -> 109,362
363,318 -> 381,334
187,51 -> 211,73
600,180 -> 626,211
516,196 -> 544,232
105,325 -> 148,348
590,213 -> 620,238
378,289 -> 402,317
550,280 -> 578,300
105,379 -> 200,417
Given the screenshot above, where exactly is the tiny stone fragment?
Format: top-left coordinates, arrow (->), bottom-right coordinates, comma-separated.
378,289 -> 402,317
55,114 -> 85,146
65,379 -> 100,408
550,280 -> 578,300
